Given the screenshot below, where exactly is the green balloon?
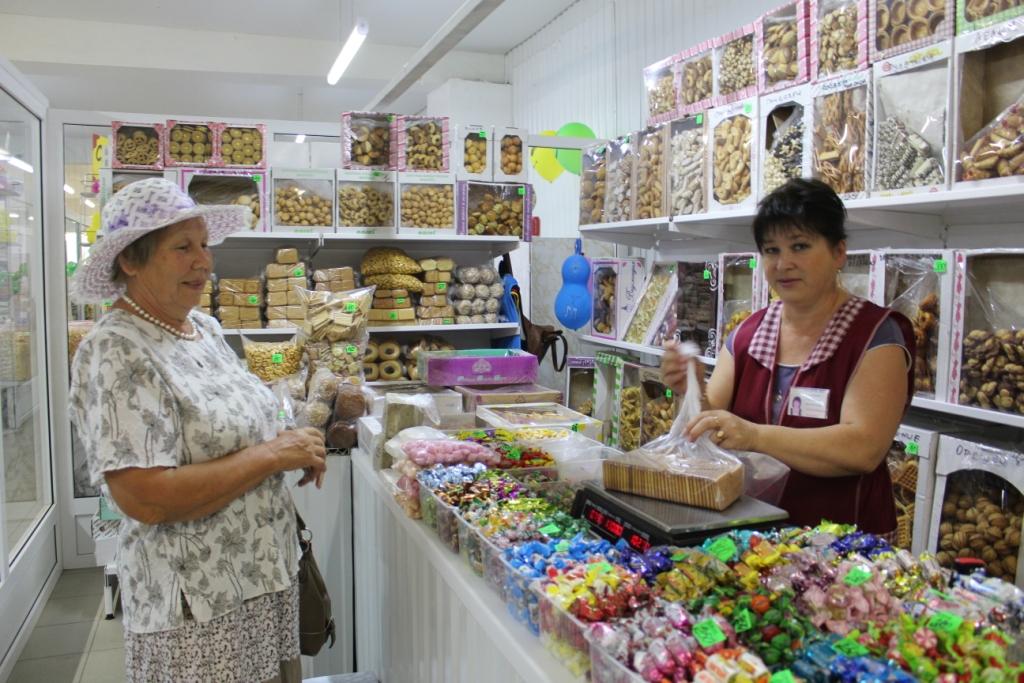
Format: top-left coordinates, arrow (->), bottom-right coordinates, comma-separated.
554,122 -> 596,176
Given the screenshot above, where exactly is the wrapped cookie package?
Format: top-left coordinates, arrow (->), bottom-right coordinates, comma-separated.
578,142 -> 608,225
631,124 -> 670,220
181,168 -> 265,231
242,335 -> 304,384
839,249 -> 877,299
454,125 -> 492,179
871,0 -> 954,62
668,114 -> 708,216
457,181 -> 532,240
708,97 -> 759,211
565,357 -> 596,418
493,128 -> 529,183
272,170 -> 336,232
602,135 -> 636,223
215,123 -> 267,169
112,122 -> 164,170
888,420 -> 940,554
163,120 -> 216,167
342,111 -> 395,170
718,253 -> 764,348
397,173 -> 456,234
676,261 -> 720,357
872,42 -> 952,195
954,19 -> 1024,186
811,69 -> 872,200
392,115 -> 450,172
810,0 -> 868,80
622,263 -> 678,347
956,0 -> 1024,34
760,84 -> 813,197
643,53 -> 681,125
638,367 -> 679,446
948,249 -> 1024,416
756,0 -> 811,94
714,24 -> 759,105
590,258 -> 647,340
678,40 -> 717,114
336,170 -> 396,233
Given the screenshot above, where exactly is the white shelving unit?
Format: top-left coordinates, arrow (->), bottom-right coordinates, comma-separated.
222,322 -> 520,337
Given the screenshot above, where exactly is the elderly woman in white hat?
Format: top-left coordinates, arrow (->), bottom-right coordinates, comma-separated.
68,178 -> 326,683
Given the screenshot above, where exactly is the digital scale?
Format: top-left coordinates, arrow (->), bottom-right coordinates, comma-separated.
571,482 -> 789,552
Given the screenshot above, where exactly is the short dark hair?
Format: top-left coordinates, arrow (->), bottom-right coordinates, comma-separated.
752,178 -> 847,251
111,228 -> 166,284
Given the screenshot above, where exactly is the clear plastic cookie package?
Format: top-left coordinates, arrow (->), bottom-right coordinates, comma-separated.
494,127 -> 529,183
714,24 -> 759,106
163,120 -> 216,167
760,84 -> 813,197
643,53 -> 681,125
708,97 -> 759,212
341,111 -> 395,170
336,169 -> 396,234
111,121 -> 164,170
811,68 -> 872,201
810,0 -> 869,81
215,123 -> 267,169
456,181 -> 532,240
756,0 -> 811,95
397,172 -> 456,235
870,0 -> 954,62
454,124 -> 493,179
678,39 -> 718,115
392,115 -> 450,173
180,168 -> 266,231
271,169 -> 336,232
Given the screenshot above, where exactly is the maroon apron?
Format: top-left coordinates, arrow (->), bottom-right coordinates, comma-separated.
729,297 -> 915,534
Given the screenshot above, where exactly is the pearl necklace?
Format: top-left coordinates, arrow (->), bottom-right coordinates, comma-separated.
122,295 -> 199,341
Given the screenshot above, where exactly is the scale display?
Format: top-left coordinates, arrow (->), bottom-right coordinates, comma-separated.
572,483 -> 789,549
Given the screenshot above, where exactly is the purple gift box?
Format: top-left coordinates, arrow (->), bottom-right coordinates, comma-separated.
417,349 -> 539,387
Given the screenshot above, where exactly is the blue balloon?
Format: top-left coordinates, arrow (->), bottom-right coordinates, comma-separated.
554,239 -> 592,330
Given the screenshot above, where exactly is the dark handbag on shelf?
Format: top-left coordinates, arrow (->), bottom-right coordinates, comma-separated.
296,512 -> 336,656
500,254 -> 568,372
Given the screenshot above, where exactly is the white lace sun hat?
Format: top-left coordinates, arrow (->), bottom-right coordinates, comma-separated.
69,177 -> 251,302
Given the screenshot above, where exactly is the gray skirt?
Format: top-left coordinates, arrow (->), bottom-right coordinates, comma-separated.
123,582 -> 300,683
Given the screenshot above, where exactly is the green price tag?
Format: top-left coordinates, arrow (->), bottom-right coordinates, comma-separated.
743,102 -> 753,115
278,410 -> 286,420
507,447 -> 522,461
771,670 -> 797,683
734,609 -> 754,633
905,441 -> 920,456
388,115 -> 395,122
703,269 -> 711,280
344,302 -> 357,313
748,258 -> 757,269
517,186 -> 525,196
693,619 -> 727,649
555,540 -> 570,552
442,318 -> 454,324
395,297 -> 406,305
388,311 -> 398,320
928,611 -> 964,634
933,259 -> 948,273
597,146 -> 606,154
65,262 -> 77,276
671,551 -> 686,561
844,565 -> 872,586
665,389 -> 673,398
247,295 -> 258,304
695,113 -> 704,124
479,131 -> 487,139
539,524 -> 561,536
252,174 -> 262,182
832,637 -> 869,657
437,282 -> 447,291
707,536 -> 737,562
271,353 -> 284,364
293,267 -> 304,277
102,300 -> 113,308
345,345 -> 357,354
570,423 -> 582,433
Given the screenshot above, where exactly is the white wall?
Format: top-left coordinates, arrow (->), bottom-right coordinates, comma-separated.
506,0 -> 780,238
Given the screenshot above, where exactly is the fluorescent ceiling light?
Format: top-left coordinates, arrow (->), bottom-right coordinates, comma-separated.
295,134 -> 306,144
84,198 -> 96,208
8,213 -> 18,218
64,184 -> 75,195
28,216 -> 34,221
327,19 -> 368,85
4,156 -> 33,174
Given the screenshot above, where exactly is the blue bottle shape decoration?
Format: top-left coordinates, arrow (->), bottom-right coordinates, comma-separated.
554,238 -> 592,330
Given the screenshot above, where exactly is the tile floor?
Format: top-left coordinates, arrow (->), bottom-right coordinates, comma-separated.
6,567 -> 125,683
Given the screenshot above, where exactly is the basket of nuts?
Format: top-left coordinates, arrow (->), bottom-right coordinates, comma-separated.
112,122 -> 164,170
457,181 -> 531,240
393,116 -> 450,173
643,53 -> 681,125
494,128 -> 529,183
756,0 -> 810,95
714,24 -> 759,106
455,125 -> 492,179
398,173 -> 456,234
336,170 -> 396,233
164,120 -> 216,167
810,0 -> 869,81
272,171 -> 336,232
678,40 -> 717,115
342,112 -> 395,170
215,123 -> 267,169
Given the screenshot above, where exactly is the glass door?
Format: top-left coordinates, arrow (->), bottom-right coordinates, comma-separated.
0,82 -> 51,561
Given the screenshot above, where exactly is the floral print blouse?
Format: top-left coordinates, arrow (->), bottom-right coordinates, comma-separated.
69,310 -> 299,635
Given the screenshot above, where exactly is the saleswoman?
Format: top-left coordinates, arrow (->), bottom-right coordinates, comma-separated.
661,178 -> 915,536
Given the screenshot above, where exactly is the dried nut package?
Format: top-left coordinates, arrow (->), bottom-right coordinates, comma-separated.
715,27 -> 758,103
872,0 -> 953,62
603,135 -> 636,223
218,124 -> 266,168
812,0 -> 868,79
709,99 -> 758,210
644,54 -> 681,124
398,175 -> 455,232
272,174 -> 335,231
872,44 -> 950,194
579,143 -> 608,225
670,116 -> 708,216
757,0 -> 810,93
619,382 -> 643,453
812,72 -> 870,199
394,116 -> 450,172
760,85 -> 813,196
242,337 -> 304,383
342,112 -> 394,170
632,125 -> 669,220
164,121 -> 215,166
678,42 -> 716,113
337,170 -> 395,230
112,122 -> 163,169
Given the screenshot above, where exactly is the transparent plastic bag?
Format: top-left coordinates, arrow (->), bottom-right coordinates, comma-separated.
603,136 -> 636,223
384,392 -> 442,440
814,0 -> 865,78
644,55 -> 680,122
624,264 -> 677,345
579,143 -> 607,225
185,174 -> 261,229
396,116 -> 450,172
670,116 -> 707,216
715,27 -> 757,99
337,178 -> 394,227
712,113 -> 753,206
679,44 -> 714,109
884,255 -> 940,396
242,335 -> 304,383
464,183 -> 527,237
342,112 -> 393,169
633,125 -> 669,220
763,102 -> 806,195
297,285 -> 375,342
813,81 -> 868,195
758,1 -> 808,91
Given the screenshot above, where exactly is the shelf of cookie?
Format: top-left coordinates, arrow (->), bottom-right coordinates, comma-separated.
111,121 -> 164,170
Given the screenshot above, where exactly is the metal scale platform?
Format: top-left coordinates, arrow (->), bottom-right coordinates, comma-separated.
572,482 -> 789,552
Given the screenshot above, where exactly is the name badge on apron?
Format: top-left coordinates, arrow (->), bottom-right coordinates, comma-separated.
788,387 -> 830,419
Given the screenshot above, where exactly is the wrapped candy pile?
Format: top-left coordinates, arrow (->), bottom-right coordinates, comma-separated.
400,445 -> 1024,682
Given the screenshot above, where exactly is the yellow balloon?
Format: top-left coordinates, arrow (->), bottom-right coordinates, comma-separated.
531,130 -> 564,183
